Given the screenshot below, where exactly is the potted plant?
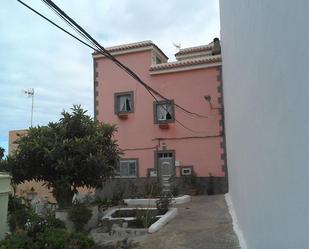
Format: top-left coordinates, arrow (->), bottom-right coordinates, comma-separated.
190,171 -> 199,196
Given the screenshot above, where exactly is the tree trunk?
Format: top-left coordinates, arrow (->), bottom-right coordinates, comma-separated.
52,185 -> 74,209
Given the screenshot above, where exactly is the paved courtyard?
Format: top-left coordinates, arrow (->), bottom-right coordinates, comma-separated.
136,195 -> 240,249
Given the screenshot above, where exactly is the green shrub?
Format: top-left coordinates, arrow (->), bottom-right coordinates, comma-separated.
7,195 -> 33,232
8,195 -> 30,213
135,210 -> 157,228
36,229 -> 95,249
156,193 -> 172,215
93,196 -> 112,207
8,208 -> 32,232
144,181 -> 161,197
0,234 -> 31,249
8,200 -> 65,237
68,204 -> 92,232
111,191 -> 124,205
69,231 -> 95,249
0,229 -> 95,249
36,229 -> 68,249
25,212 -> 65,238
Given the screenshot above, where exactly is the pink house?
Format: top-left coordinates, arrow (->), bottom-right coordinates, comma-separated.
93,39 -> 227,195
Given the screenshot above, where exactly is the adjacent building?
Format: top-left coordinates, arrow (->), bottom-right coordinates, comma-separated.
93,39 -> 227,195
220,0 -> 309,248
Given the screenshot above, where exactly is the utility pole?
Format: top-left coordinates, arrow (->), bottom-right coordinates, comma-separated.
24,88 -> 34,127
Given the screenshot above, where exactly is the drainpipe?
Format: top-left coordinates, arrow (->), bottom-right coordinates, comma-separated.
0,173 -> 11,240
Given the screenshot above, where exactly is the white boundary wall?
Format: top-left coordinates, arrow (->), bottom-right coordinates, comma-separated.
220,1 -> 309,248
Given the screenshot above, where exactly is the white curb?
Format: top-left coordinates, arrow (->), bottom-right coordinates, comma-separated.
225,193 -> 247,249
124,195 -> 191,206
148,208 -> 178,233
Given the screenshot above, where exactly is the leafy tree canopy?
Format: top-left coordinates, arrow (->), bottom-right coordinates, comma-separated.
6,105 -> 121,208
0,146 -> 4,159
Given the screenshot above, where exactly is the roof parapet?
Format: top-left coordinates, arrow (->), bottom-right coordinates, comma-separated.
175,38 -> 221,61
92,40 -> 168,61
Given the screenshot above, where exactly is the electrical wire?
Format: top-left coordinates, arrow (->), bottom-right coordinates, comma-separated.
17,0 -> 100,52
152,135 -> 222,141
122,146 -> 158,152
17,0 -> 217,134
39,0 -> 210,119
42,0 -> 212,133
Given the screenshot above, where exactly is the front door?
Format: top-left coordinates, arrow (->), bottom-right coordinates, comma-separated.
157,151 -> 175,193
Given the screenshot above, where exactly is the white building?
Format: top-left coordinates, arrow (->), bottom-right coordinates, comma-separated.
220,1 -> 309,248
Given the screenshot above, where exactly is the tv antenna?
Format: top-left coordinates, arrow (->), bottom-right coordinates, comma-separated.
24,88 -> 34,127
173,43 -> 181,51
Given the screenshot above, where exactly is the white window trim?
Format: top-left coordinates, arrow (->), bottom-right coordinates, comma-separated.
114,91 -> 134,114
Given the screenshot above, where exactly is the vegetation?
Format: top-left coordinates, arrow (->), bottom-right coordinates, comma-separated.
2,195 -> 96,249
68,204 -> 93,232
156,193 -> 172,215
0,146 -> 4,159
144,181 -> 161,198
0,146 -> 7,171
7,195 -> 65,238
135,210 -> 157,228
0,229 -> 95,249
4,105 -> 121,208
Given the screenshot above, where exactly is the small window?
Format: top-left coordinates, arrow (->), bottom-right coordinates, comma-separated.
115,92 -> 134,114
155,56 -> 162,64
158,152 -> 173,158
180,166 -> 193,176
148,168 -> 157,177
119,159 -> 138,178
154,100 -> 175,123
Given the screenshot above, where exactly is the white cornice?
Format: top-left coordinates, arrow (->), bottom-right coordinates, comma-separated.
93,46 -> 168,61
149,62 -> 222,75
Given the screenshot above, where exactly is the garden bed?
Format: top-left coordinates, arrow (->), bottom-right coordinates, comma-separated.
102,207 -> 178,233
111,209 -> 161,219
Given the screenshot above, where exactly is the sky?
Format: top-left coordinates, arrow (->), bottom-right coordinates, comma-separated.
0,0 -> 220,155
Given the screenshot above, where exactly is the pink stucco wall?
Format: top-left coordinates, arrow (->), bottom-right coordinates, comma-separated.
95,49 -> 224,177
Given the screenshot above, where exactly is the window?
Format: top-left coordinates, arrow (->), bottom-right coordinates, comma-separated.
180,166 -> 193,176
115,91 -> 134,114
154,100 -> 175,123
158,152 -> 173,158
148,168 -> 157,177
119,159 -> 138,177
155,56 -> 162,64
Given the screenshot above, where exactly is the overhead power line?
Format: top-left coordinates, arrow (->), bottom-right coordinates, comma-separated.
41,0 -> 209,119
17,0 -> 218,134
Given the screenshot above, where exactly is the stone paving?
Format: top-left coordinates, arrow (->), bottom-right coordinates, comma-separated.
136,195 -> 240,249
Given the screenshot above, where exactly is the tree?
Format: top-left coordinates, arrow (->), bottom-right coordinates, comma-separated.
0,146 -> 4,159
7,105 -> 121,208
0,146 -> 8,171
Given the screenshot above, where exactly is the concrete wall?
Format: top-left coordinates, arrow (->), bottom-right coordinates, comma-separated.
220,1 -> 309,248
95,47 -> 225,178
0,174 -> 11,240
8,129 -> 27,155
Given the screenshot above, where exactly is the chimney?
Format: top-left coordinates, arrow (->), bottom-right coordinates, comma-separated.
212,38 -> 221,55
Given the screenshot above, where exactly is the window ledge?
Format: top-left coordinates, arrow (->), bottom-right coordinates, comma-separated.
159,123 -> 169,129
117,113 -> 129,119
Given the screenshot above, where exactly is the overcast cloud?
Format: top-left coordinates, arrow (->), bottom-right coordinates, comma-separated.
0,0 -> 220,154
